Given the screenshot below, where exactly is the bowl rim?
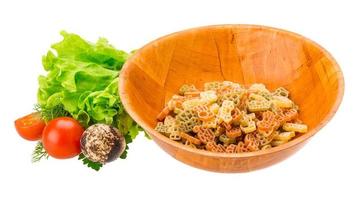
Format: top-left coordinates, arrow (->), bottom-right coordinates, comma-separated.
119,24 -> 345,158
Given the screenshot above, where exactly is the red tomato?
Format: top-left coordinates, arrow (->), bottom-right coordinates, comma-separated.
42,117 -> 84,159
15,112 -> 46,141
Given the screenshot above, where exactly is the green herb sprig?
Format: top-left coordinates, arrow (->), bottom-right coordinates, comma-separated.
32,142 -> 49,163
34,104 -> 70,122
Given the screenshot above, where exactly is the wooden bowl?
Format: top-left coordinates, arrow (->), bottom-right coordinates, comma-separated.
119,25 -> 344,172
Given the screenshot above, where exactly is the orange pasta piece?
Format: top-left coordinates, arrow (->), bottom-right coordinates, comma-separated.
244,133 -> 260,151
193,125 -> 215,144
244,133 -> 256,146
231,107 -> 242,123
205,142 -> 226,153
226,127 -> 242,139
257,111 -> 279,134
275,108 -> 298,124
156,107 -> 170,121
235,92 -> 248,112
225,144 -> 237,153
246,141 -> 259,152
193,105 -> 214,121
221,122 -> 232,130
236,142 -> 248,153
178,131 -> 201,145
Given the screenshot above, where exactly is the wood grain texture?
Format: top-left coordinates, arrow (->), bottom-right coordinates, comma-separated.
119,25 -> 344,172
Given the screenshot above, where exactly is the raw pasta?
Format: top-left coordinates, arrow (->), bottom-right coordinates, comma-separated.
282,123 -> 308,133
179,84 -> 197,95
218,100 -> 235,123
155,81 -> 308,153
247,99 -> 272,112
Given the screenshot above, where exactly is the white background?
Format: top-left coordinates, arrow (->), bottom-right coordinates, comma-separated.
0,0 -> 360,199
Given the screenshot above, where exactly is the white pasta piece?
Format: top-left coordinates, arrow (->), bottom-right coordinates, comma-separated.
163,116 -> 176,126
247,99 -> 271,112
249,83 -> 269,93
200,90 -> 218,103
271,96 -> 294,108
239,111 -> 256,133
239,111 -> 254,126
274,131 -> 296,141
218,100 -> 235,123
220,114 -> 232,124
169,132 -> 181,140
173,107 -> 183,114
182,98 -> 206,110
221,81 -> 245,93
261,144 -> 272,150
271,140 -> 287,147
222,81 -> 235,87
283,123 -> 308,133
248,113 -> 256,119
166,95 -> 185,110
249,93 -> 267,101
240,120 -> 256,133
209,103 -> 220,115
222,81 -> 240,88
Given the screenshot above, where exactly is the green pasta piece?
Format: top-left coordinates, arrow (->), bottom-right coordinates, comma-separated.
219,134 -> 236,145
179,84 -> 197,95
258,90 -> 273,100
247,99 -> 271,112
217,91 -> 245,107
175,109 -> 201,132
204,81 -> 223,91
273,87 -> 289,97
155,122 -> 170,137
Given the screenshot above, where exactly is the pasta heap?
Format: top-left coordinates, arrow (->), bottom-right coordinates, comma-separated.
155,81 -> 308,153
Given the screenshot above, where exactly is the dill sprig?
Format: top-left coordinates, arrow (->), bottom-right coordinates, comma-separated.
32,142 -> 49,163
34,104 -> 70,122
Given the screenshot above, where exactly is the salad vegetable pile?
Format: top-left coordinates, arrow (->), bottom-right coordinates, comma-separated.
14,31 -> 143,171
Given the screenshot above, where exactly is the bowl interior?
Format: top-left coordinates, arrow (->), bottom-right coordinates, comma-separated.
120,25 -> 343,149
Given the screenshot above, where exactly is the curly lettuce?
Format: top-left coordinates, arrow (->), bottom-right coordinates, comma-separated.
38,31 -> 140,141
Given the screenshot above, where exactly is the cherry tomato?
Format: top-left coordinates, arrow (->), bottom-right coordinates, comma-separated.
15,112 -> 46,141
42,117 -> 84,159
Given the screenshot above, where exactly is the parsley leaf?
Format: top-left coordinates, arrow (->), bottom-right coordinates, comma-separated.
78,153 -> 103,171
120,134 -> 132,159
